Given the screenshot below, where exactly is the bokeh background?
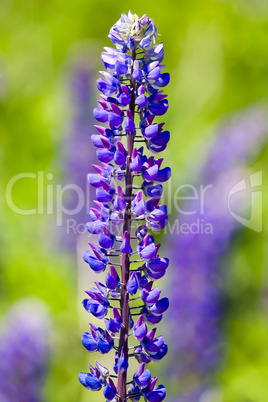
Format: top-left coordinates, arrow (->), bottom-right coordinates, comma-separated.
1,0 -> 268,401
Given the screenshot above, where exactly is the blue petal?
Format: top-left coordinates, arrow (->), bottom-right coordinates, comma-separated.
136,368 -> 151,388
150,298 -> 169,315
96,79 -> 116,95
147,257 -> 169,272
103,383 -> 116,400
148,100 -> 169,116
97,336 -> 112,354
93,108 -> 109,123
155,167 -> 171,182
78,372 -> 102,391
127,272 -> 139,296
81,332 -> 98,352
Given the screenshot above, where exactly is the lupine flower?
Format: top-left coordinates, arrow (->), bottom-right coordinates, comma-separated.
165,107 -> 267,398
79,10 -> 171,402
0,297 -> 53,402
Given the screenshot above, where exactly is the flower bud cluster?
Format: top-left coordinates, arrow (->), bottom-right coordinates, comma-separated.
79,11 -> 171,402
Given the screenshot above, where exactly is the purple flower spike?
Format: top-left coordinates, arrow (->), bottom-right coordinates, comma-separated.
80,11 -> 170,401
0,298 -> 53,401
120,230 -> 132,254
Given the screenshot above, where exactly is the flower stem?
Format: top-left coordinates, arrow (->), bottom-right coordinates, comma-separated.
117,48 -> 136,402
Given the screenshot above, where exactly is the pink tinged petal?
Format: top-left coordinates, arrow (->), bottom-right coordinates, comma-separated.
121,85 -> 130,94
94,125 -> 114,137
134,362 -> 146,378
98,100 -> 110,110
117,185 -> 124,198
111,103 -> 123,116
144,328 -> 157,343
92,164 -> 104,174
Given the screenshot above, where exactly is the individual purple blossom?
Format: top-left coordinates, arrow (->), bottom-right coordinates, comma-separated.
0,297 -> 53,402
165,106 -> 268,398
79,10 -> 171,402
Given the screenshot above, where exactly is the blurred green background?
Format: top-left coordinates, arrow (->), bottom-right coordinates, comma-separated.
1,0 -> 268,401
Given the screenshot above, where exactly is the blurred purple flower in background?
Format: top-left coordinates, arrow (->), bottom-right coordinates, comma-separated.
62,61 -> 98,250
165,106 -> 267,400
0,297 -> 53,402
